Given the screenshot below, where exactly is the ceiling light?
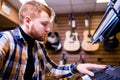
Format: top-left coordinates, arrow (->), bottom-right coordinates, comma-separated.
96,0 -> 110,3
19,0 -> 30,4
19,0 -> 48,6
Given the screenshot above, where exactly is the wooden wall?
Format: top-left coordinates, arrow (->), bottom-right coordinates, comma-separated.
0,0 -> 19,30
46,12 -> 120,80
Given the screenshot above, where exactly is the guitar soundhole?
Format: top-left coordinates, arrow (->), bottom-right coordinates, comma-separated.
88,34 -> 92,38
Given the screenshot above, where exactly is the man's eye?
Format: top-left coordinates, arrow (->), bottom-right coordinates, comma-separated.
42,23 -> 47,26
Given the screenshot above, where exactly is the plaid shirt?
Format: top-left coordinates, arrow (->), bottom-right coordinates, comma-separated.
0,27 -> 77,80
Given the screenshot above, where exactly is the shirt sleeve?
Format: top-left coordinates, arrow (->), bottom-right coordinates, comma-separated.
0,32 -> 9,68
40,44 -> 79,78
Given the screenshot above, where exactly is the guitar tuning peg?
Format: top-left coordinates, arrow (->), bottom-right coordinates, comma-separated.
79,53 -> 85,63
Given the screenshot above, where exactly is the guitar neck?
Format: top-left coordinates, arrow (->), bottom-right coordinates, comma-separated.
59,54 -> 67,65
51,20 -> 55,33
59,54 -> 68,80
50,10 -> 56,33
88,28 -> 92,38
69,13 -> 76,37
86,12 -> 92,38
79,52 -> 85,63
70,28 -> 75,36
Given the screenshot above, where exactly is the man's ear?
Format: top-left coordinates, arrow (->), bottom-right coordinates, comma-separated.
24,16 -> 31,24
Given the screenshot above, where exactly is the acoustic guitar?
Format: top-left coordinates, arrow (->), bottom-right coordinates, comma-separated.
63,30 -> 80,51
81,30 -> 99,51
81,13 -> 99,51
45,11 -> 62,51
63,13 -> 80,52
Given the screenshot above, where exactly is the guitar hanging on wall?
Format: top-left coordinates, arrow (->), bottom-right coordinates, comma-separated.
103,34 -> 119,50
81,13 -> 99,51
63,13 -> 80,52
45,11 -> 62,51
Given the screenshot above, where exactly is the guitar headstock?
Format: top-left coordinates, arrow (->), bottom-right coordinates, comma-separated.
69,13 -> 76,28
59,54 -> 67,65
85,12 -> 90,28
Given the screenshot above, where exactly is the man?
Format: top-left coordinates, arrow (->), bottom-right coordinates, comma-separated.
0,1 -> 106,80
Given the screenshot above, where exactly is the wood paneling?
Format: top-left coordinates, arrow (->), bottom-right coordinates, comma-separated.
46,12 -> 120,80
0,1 -> 19,30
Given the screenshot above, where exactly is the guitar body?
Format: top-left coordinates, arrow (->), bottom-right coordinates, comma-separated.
45,32 -> 62,51
63,31 -> 80,51
81,30 -> 99,51
47,32 -> 59,43
45,12 -> 62,51
103,34 -> 119,50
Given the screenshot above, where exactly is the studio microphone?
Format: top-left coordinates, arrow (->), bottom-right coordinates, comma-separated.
99,0 -> 115,23
92,0 -> 120,44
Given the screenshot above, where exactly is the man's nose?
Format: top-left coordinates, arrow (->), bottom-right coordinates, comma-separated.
46,27 -> 50,32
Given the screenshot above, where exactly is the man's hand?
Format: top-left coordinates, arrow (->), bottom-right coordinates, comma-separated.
76,63 -> 107,76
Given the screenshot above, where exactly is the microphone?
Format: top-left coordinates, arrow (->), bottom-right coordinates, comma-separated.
92,0 -> 120,43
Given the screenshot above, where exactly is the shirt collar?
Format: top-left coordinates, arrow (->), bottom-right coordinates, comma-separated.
19,27 -> 35,43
